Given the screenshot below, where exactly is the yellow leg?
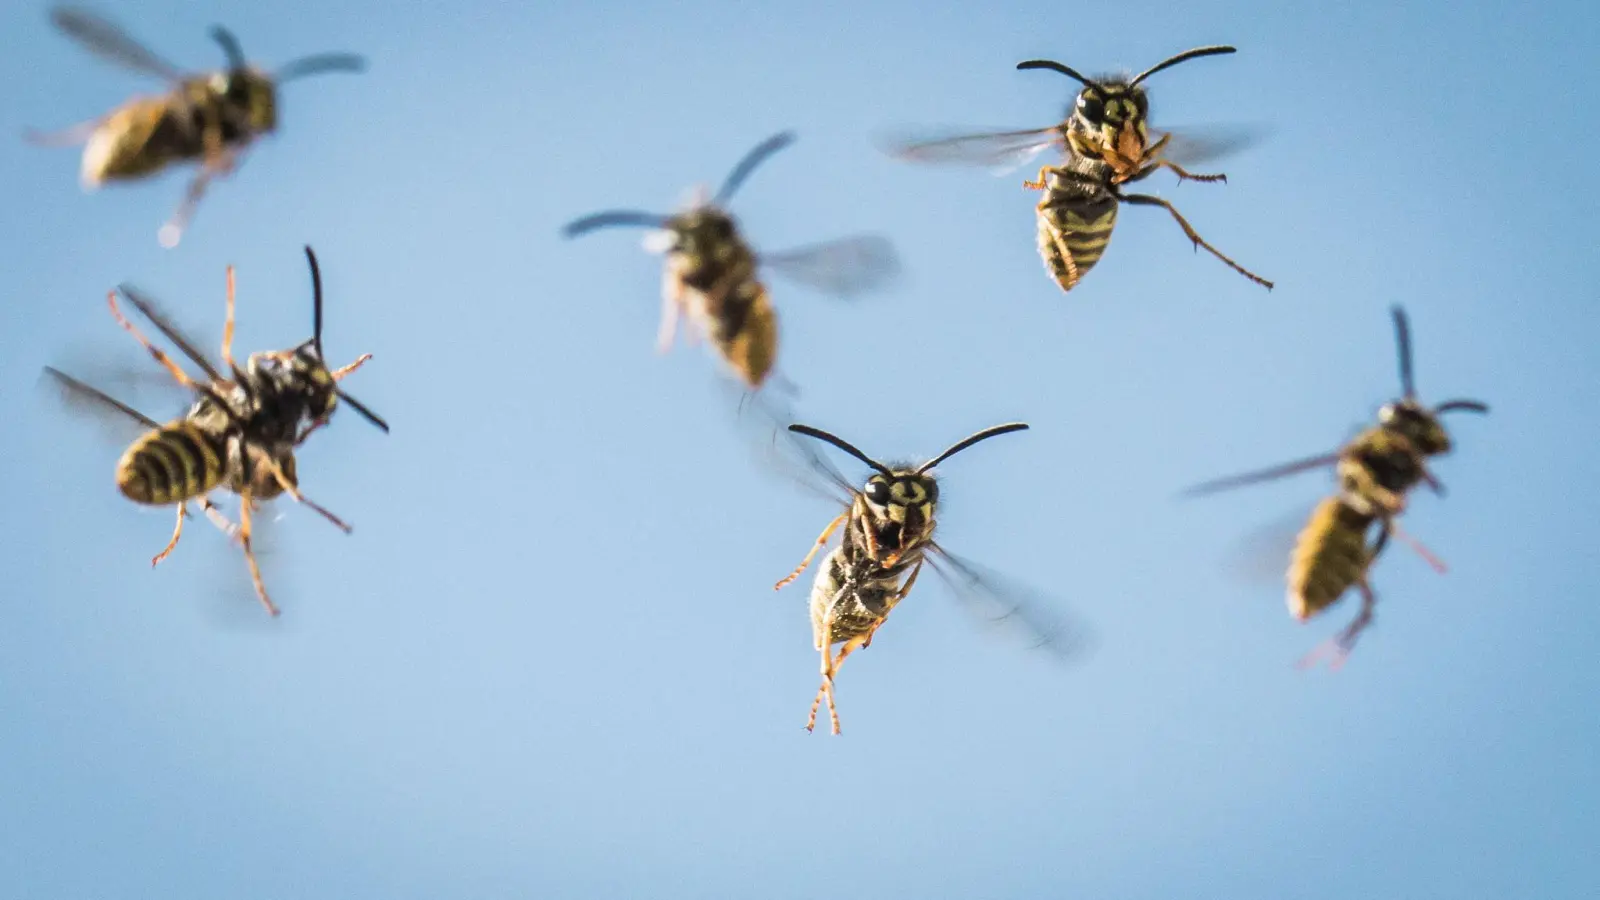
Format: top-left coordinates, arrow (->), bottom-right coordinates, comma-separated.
774,513 -> 846,590
151,503 -> 187,567
107,291 -> 202,389
1156,159 -> 1228,183
262,455 -> 353,534
221,265 -> 237,370
1118,192 -> 1274,289
1023,166 -> 1051,191
236,484 -> 280,617
1389,519 -> 1448,574
657,273 -> 684,353
1296,582 -> 1376,671
331,354 -> 373,380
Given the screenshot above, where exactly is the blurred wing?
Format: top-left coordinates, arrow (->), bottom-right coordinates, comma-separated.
729,388 -> 854,506
878,125 -> 1064,175
1179,452 -> 1341,498
50,6 -> 186,81
41,365 -> 163,447
761,236 -> 901,298
926,545 -> 1094,663
1218,507 -> 1311,589
1152,123 -> 1268,168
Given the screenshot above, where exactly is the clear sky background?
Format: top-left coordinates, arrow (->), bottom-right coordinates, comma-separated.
1,1 -> 1596,897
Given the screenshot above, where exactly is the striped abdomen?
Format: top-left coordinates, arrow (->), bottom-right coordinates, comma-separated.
1036,191 -> 1119,294
1287,496 -> 1378,621
115,420 -> 229,506
706,278 -> 777,389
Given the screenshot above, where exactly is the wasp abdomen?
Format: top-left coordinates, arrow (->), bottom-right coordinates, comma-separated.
1287,496 -> 1377,621
115,421 -> 228,506
808,546 -> 923,650
1037,193 -> 1118,293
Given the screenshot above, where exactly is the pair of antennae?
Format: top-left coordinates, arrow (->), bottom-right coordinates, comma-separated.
788,422 -> 1030,477
1017,44 -> 1236,89
301,246 -> 388,433
1390,305 -> 1489,416
209,23 -> 366,81
560,130 -> 798,238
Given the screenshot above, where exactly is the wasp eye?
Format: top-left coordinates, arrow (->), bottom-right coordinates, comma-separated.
864,481 -> 891,504
1076,92 -> 1105,124
923,480 -> 939,504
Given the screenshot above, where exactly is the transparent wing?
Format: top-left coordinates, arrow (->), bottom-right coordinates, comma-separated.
878,125 -> 1064,174
1179,452 -> 1342,498
1218,506 -> 1312,589
40,365 -> 167,450
729,388 -> 854,507
1151,123 -> 1268,168
761,235 -> 901,299
926,544 -> 1095,663
116,285 -> 227,383
50,6 -> 186,81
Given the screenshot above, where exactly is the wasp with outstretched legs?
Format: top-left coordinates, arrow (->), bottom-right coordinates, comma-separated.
28,6 -> 365,247
561,131 -> 900,391
1182,306 -> 1488,667
763,418 -> 1087,734
48,247 -> 386,616
883,45 -> 1271,294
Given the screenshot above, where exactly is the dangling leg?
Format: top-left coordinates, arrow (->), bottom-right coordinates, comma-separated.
260,454 -> 353,533
657,272 -> 684,353
236,483 -> 280,617
158,145 -> 243,248
200,498 -> 239,541
106,291 -> 202,389
1118,192 -> 1274,289
151,503 -> 188,567
331,354 -> 373,380
817,631 -> 873,735
1152,160 -> 1228,184
774,514 -> 846,590
806,608 -> 839,734
221,265 -> 238,369
1389,520 -> 1449,574
1023,166 -> 1051,191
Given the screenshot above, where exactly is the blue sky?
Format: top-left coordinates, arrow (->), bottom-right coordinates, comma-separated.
1,1 -> 1597,897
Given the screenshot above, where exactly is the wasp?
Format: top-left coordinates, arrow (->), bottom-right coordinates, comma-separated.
28,6 -> 365,247
48,247 -> 387,616
767,419 -> 1085,734
1182,306 -> 1488,666
883,45 -> 1272,294
561,131 -> 900,391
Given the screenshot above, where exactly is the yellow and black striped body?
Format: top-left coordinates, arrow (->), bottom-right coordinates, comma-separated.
662,208 -> 779,389
81,72 -> 276,187
1034,157 -> 1120,294
808,475 -> 937,650
1286,495 -> 1379,621
114,417 -> 229,506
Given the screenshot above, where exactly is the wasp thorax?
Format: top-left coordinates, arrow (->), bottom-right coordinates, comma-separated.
1379,401 -> 1452,455
250,346 -> 338,428
663,208 -> 741,257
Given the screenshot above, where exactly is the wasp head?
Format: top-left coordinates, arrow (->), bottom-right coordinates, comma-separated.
1068,81 -> 1151,164
649,207 -> 745,265
860,470 -> 940,548
248,343 -> 338,435
1378,400 -> 1451,456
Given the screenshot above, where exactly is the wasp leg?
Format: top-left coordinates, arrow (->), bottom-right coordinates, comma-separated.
236,482 -> 280,617
221,265 -> 238,369
1389,519 -> 1449,574
151,503 -> 188,567
158,146 -> 241,248
331,354 -> 373,380
1117,192 -> 1274,289
1152,160 -> 1227,184
1296,582 -> 1377,671
774,513 -> 846,590
201,498 -> 240,541
1023,165 -> 1053,191
657,270 -> 685,353
806,606 -> 839,734
262,455 -> 353,534
106,291 -> 203,389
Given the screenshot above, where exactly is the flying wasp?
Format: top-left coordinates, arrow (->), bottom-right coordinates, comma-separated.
766,419 -> 1086,734
561,131 -> 901,391
883,45 -> 1272,294
27,5 -> 365,247
1182,306 -> 1488,667
48,247 -> 387,616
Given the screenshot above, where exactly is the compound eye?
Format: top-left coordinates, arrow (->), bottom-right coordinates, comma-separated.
864,480 -> 891,505
1133,92 -> 1149,116
1076,91 -> 1105,124
923,480 -> 939,504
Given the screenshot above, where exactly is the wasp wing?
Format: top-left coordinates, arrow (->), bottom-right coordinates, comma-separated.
116,285 -> 228,383
760,236 -> 901,299
926,544 -> 1094,663
1150,124 -> 1268,168
878,125 -> 1065,175
1179,452 -> 1342,498
50,6 -> 187,81
730,389 -> 854,507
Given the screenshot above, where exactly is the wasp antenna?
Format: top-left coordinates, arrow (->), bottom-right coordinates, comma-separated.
1391,305 -> 1415,399
209,25 -> 246,70
788,424 -> 892,476
917,422 -> 1029,473
1016,59 -> 1095,86
1130,45 -> 1237,86
561,210 -> 670,238
1435,399 -> 1490,415
713,131 -> 797,206
303,246 -> 325,358
335,389 -> 389,433
276,53 -> 367,81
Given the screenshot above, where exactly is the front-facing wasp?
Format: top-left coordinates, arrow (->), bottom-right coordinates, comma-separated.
561,131 -> 901,392
762,417 -> 1088,734
1182,306 -> 1488,667
883,45 -> 1272,294
27,6 -> 365,247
